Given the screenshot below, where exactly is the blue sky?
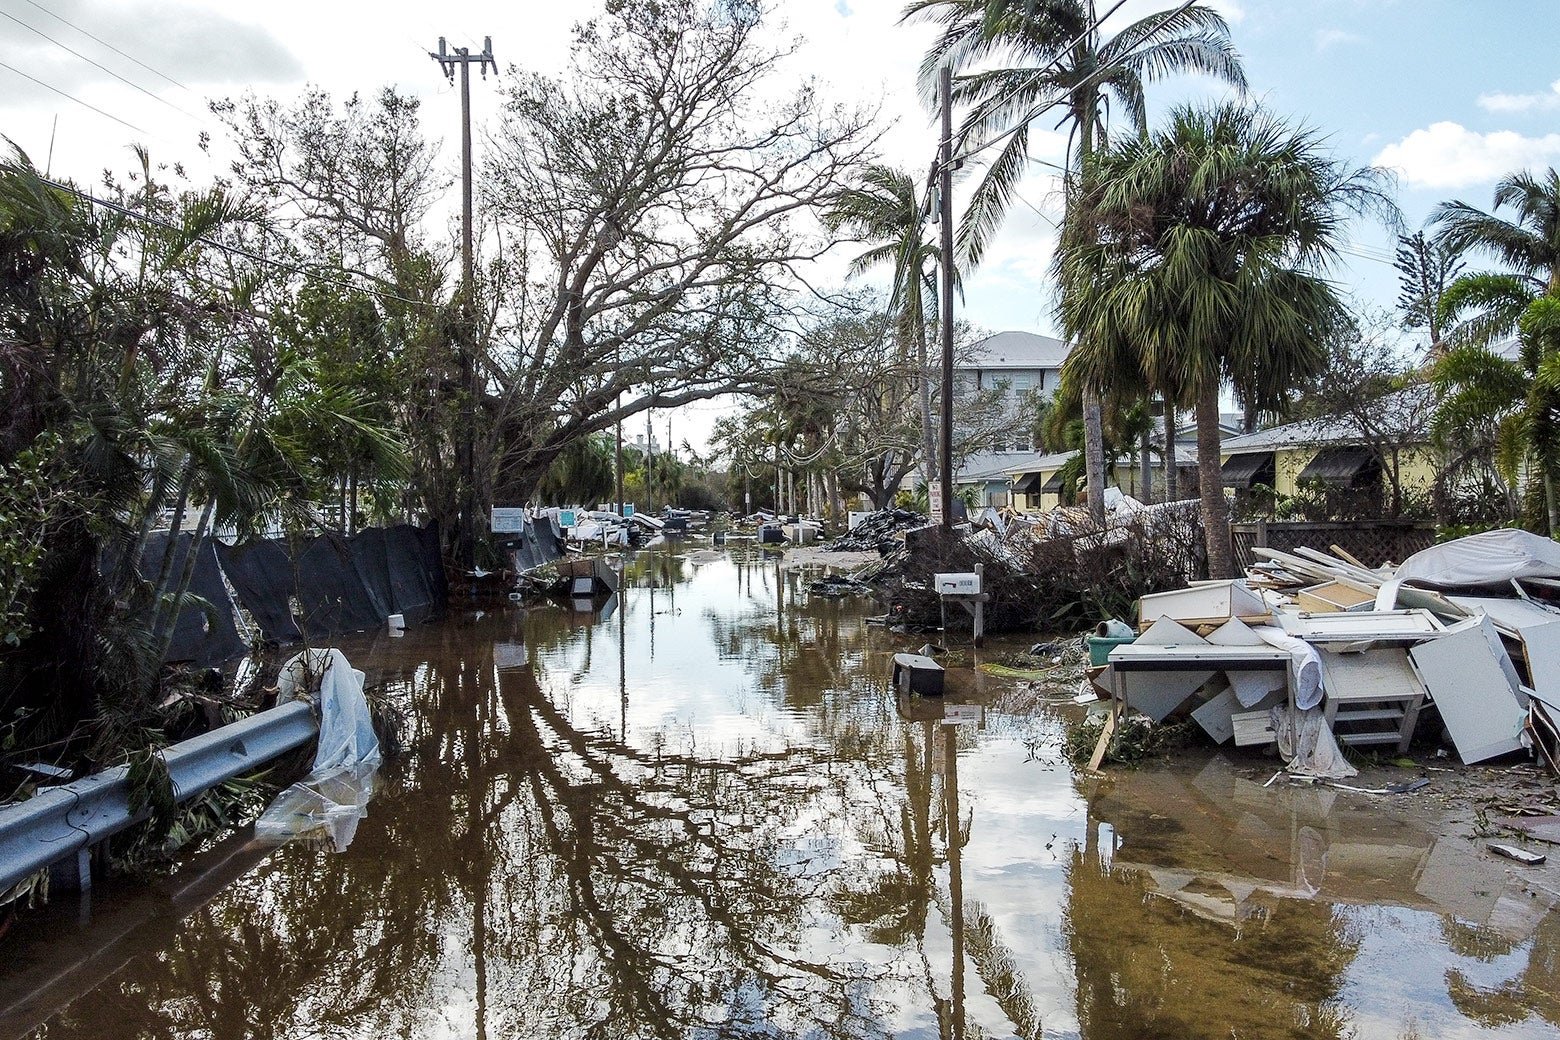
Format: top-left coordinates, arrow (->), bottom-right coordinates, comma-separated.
952,0 -> 1560,339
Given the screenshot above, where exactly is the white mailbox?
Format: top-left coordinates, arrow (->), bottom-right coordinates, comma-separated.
935,571 -> 981,596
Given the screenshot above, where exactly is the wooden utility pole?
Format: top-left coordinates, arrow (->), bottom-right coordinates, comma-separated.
937,64 -> 956,533
430,35 -> 496,569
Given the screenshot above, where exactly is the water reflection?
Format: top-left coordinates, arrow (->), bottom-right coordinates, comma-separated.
2,552 -> 1556,1040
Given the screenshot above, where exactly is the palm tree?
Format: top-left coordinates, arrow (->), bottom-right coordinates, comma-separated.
1434,169 -> 1560,303
826,166 -> 941,489
1430,168 -> 1560,528
906,0 -> 1246,521
1057,102 -> 1393,576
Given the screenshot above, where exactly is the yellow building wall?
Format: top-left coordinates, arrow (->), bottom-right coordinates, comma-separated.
1255,446 -> 1439,498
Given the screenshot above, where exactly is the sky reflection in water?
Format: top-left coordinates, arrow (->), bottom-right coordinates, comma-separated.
7,549 -> 1558,1040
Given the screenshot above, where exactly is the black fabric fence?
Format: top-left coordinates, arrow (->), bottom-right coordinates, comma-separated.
211,521 -> 447,650
139,532 -> 249,667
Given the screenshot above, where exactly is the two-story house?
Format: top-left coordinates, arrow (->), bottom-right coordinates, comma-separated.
950,331 -> 1071,506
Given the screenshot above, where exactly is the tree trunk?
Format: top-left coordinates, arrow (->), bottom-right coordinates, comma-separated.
1082,387 -> 1107,522
1546,470 -> 1559,538
914,321 -> 936,490
1196,383 -> 1234,579
1163,407 -> 1179,504
1139,423 -> 1152,503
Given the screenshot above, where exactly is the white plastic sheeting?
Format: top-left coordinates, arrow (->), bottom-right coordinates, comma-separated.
255,648 -> 382,851
1396,528 -> 1560,588
1270,705 -> 1358,779
1252,627 -> 1324,710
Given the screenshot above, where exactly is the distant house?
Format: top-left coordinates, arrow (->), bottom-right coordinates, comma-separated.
955,331 -> 1070,456
1219,398 -> 1437,516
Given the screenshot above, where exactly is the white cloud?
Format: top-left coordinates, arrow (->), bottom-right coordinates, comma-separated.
1372,121 -> 1560,189
1478,78 -> 1560,113
1314,28 -> 1361,52
1207,0 -> 1245,24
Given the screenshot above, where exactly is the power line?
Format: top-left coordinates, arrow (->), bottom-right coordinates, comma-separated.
0,10 -> 203,124
22,0 -> 192,94
949,0 -> 1134,160
0,58 -> 147,136
956,0 -> 1197,166
39,173 -> 438,311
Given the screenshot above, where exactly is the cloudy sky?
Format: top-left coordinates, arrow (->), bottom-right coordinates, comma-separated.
3,0 -> 1557,447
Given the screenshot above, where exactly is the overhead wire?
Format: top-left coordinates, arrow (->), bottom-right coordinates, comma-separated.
39,173 -> 440,311
0,9 -> 205,124
21,0 -> 193,94
0,57 -> 148,136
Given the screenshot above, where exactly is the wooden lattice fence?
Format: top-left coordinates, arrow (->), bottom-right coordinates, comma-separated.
1230,520 -> 1436,571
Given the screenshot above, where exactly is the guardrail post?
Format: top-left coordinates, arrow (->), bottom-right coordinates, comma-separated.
50,845 -> 94,893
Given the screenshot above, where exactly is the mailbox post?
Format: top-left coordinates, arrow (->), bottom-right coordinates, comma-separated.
933,563 -> 989,647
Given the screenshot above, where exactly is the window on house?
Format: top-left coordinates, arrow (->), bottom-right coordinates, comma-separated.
1012,375 -> 1033,393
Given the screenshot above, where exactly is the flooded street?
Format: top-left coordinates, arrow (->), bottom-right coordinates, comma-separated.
4,549 -> 1557,1039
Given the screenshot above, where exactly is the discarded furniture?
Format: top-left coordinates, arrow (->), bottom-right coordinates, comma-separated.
1408,618 -> 1528,764
557,556 -> 619,595
1137,580 -> 1270,630
1316,648 -> 1425,752
1108,641 -> 1291,724
1297,580 -> 1377,613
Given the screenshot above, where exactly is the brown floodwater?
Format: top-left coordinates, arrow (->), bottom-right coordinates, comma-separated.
2,548 -> 1557,1039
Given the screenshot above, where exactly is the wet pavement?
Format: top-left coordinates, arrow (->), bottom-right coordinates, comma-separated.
2,548 -> 1557,1039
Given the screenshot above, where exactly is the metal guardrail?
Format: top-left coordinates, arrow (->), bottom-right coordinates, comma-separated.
0,700 -> 318,894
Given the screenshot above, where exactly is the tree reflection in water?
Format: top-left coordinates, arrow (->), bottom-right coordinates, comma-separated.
18,553 -> 1560,1040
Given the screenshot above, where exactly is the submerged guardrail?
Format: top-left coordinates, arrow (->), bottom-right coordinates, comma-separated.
0,701 -> 318,894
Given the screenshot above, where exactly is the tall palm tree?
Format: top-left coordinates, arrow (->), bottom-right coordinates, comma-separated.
1057,102 -> 1393,576
906,0 -> 1246,521
1430,169 -> 1560,528
826,165 -> 942,489
1434,169 -> 1560,302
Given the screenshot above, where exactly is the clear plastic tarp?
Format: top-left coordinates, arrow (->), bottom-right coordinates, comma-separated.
255,648 -> 382,851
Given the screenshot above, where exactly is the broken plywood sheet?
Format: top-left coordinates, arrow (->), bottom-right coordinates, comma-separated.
1122,669 -> 1215,722
1138,581 -> 1269,630
1297,581 -> 1377,614
1409,621 -> 1527,764
1193,683 -> 1282,744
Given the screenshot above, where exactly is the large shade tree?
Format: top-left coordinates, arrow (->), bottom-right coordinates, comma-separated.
1056,102 -> 1393,576
906,0 -> 1246,521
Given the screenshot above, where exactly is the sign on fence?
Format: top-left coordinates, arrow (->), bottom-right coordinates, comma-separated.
491,508 -> 526,534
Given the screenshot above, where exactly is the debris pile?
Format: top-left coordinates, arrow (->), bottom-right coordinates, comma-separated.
824,508 -> 928,553
1089,529 -> 1560,792
856,499 -> 1203,635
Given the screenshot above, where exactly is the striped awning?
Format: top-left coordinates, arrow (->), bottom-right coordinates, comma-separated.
1221,451 -> 1275,489
1011,472 -> 1045,494
1298,446 -> 1379,487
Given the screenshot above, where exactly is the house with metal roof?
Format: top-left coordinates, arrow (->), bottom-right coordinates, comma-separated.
1218,394 -> 1437,516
